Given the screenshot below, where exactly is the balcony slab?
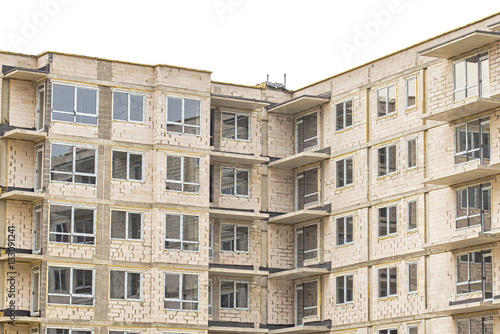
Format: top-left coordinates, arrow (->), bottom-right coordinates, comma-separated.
422,97 -> 500,123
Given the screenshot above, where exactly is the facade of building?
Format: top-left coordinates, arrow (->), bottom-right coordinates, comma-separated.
2,12 -> 500,334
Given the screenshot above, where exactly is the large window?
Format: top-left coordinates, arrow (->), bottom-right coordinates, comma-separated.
455,182 -> 491,231
295,281 -> 317,325
296,112 -> 318,153
112,151 -> 143,181
406,77 -> 416,109
113,91 -> 144,123
221,111 -> 249,141
336,275 -> 353,304
456,250 -> 492,300
221,223 -> 249,253
336,157 -> 353,188
165,155 -> 200,193
455,118 -> 490,165
49,204 -> 95,245
377,84 -> 396,117
336,216 -> 353,246
51,143 -> 97,185
165,213 -> 199,251
166,97 -> 201,135
453,52 -> 489,101
52,83 -> 98,125
48,266 -> 94,305
110,210 -> 142,240
336,100 -> 353,131
378,266 -> 397,298
378,145 -> 396,177
109,270 -> 141,300
457,316 -> 493,334
296,168 -> 319,210
164,273 -> 199,310
379,330 -> 397,334
221,167 -> 249,197
295,224 -> 318,268
220,280 -> 249,309
378,205 -> 397,237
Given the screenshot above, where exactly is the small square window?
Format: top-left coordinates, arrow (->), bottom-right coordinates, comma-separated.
112,151 -> 144,181
221,111 -> 250,141
166,155 -> 200,193
165,213 -> 200,251
221,167 -> 249,197
164,273 -> 199,310
220,280 -> 249,309
113,91 -> 145,123
111,210 -> 142,240
109,270 -> 141,300
221,224 -> 249,253
166,97 -> 201,135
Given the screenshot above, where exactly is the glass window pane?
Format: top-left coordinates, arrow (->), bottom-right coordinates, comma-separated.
346,158 -> 353,185
345,100 -> 353,127
336,103 -> 344,131
48,267 -> 70,294
167,98 -> 182,123
237,114 -> 249,140
336,218 -> 345,246
481,56 -> 490,97
236,170 -> 249,196
50,205 -> 71,243
110,270 -> 125,299
377,88 -> 387,117
182,274 -> 198,302
297,173 -> 305,210
336,276 -> 345,304
407,78 -> 416,108
221,224 -> 234,251
111,210 -> 126,239
184,99 -> 200,126
389,206 -> 397,234
51,144 -> 73,173
455,61 -> 466,91
73,208 -> 94,235
165,214 -> 181,240
346,216 -> 353,243
379,207 -> 387,237
388,85 -> 396,114
77,87 -> 97,116
221,112 -> 236,139
296,118 -> 304,153
235,282 -> 248,308
220,281 -> 234,308
221,168 -> 235,195
166,156 -> 182,181
346,275 -> 353,302
389,267 -> 397,295
113,92 -> 128,121
303,113 -> 317,150
53,84 -> 74,113
164,273 -> 180,299
236,226 -> 249,252
408,201 -> 417,230
75,148 -> 95,174
130,95 -> 144,122
408,139 -> 416,168
127,272 -> 141,299
303,281 -> 317,309
336,160 -> 344,188
184,157 -> 199,185
304,169 -> 318,198
73,269 -> 92,295
183,215 -> 199,243
408,263 -> 417,292
112,151 -> 127,180
388,145 -> 396,173
129,154 -> 143,181
378,147 -> 386,176
128,213 -> 142,240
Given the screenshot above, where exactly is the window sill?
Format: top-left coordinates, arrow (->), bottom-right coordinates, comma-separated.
377,172 -> 398,180
51,120 -> 98,127
51,181 -> 97,187
376,112 -> 397,121
47,303 -> 94,308
335,126 -> 353,135
377,295 -> 398,301
335,242 -> 354,248
335,184 -> 354,192
111,119 -> 146,125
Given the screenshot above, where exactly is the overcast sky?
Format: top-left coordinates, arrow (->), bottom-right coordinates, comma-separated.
1,0 -> 499,90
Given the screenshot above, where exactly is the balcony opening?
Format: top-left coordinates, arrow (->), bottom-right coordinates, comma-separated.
295,224 -> 318,268
295,281 -> 318,326
296,168 -> 319,210
296,112 -> 318,153
456,249 -> 492,301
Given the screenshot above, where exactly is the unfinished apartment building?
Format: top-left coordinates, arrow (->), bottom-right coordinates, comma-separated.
2,12 -> 500,334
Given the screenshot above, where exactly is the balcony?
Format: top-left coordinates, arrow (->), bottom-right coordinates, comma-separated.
209,207 -> 269,221
426,300 -> 500,317
422,97 -> 500,122
209,321 -> 268,334
211,94 -> 270,110
424,232 -> 500,252
0,309 -> 41,323
267,320 -> 332,334
268,263 -> 331,281
267,94 -> 330,115
211,150 -> 269,166
268,204 -> 330,225
209,263 -> 269,278
419,30 -> 500,59
2,64 -> 49,81
424,163 -> 500,186
0,248 -> 42,263
487,21 -> 500,32
2,128 -> 47,141
0,188 -> 45,202
269,148 -> 330,170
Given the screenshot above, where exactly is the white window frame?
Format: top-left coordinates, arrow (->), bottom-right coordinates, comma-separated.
50,143 -> 97,185
33,206 -> 42,253
209,221 -> 213,258
453,52 -> 489,102
335,274 -> 353,305
220,223 -> 249,253
455,182 -> 491,231
336,157 -> 353,188
112,90 -> 145,123
456,249 -> 492,299
47,266 -> 95,306
47,329 -> 93,334
31,266 -> 40,316
295,280 -> 318,325
407,262 -> 418,294
163,272 -> 199,311
35,145 -> 44,191
36,84 -> 45,131
407,138 -> 417,170
377,84 -> 396,117
166,96 -> 201,136
378,144 -> 397,177
456,316 -> 493,334
221,110 -> 250,141
378,205 -> 397,237
165,154 -> 200,194
407,200 -> 417,231
336,215 -> 354,246
296,167 -> 319,210
335,99 -> 353,131
295,111 -> 318,153
208,279 -> 213,316
295,224 -> 318,268
405,76 -> 417,109
164,213 -> 200,252
111,150 -> 145,182
378,266 -> 397,298
110,210 -> 143,241
220,280 -> 249,310
109,270 -> 142,301
220,167 -> 250,197
454,117 -> 490,166
51,82 -> 99,126
49,204 -> 96,245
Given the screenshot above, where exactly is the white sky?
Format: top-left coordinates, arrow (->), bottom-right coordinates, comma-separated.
1,0 -> 499,90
